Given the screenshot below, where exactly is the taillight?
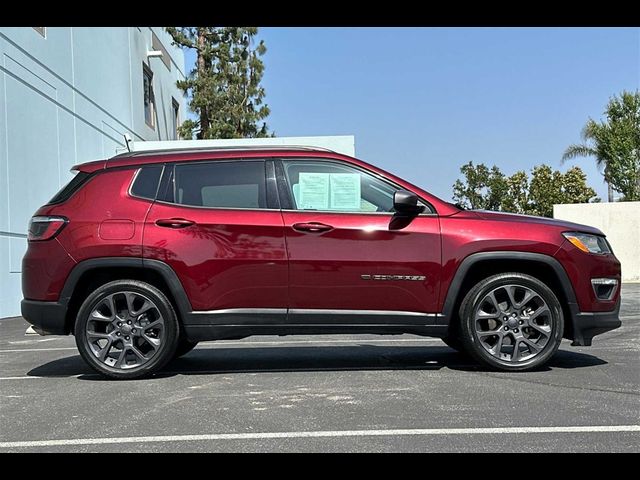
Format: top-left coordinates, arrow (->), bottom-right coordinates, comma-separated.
28,216 -> 68,241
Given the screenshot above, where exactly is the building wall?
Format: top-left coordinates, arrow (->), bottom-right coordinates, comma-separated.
553,202 -> 640,282
0,27 -> 186,318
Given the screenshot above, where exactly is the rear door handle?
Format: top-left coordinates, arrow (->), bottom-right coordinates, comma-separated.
155,218 -> 196,229
292,222 -> 334,233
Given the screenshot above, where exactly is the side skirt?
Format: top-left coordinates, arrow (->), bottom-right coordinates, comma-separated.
184,324 -> 449,342
183,308 -> 446,342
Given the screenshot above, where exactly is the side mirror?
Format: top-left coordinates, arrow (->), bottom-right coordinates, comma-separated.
393,190 -> 424,215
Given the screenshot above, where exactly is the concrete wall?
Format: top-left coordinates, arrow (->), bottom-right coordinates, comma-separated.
553,202 -> 640,282
0,27 -> 186,318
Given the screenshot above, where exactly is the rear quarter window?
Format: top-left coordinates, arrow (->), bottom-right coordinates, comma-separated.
48,171 -> 92,205
130,165 -> 164,200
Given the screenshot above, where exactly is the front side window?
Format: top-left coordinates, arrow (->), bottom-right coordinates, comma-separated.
143,64 -> 155,128
282,160 -> 426,214
173,161 -> 267,209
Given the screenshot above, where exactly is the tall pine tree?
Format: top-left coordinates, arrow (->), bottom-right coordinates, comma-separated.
166,27 -> 272,139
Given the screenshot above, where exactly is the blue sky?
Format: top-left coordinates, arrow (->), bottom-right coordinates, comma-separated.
184,27 -> 639,201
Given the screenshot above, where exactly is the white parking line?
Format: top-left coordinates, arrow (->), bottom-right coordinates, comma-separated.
0,347 -> 77,353
1,425 -> 638,448
0,376 -> 46,381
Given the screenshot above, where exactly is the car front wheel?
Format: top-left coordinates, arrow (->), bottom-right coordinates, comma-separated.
459,273 -> 564,371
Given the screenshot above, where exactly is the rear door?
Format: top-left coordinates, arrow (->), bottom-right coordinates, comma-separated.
143,159 -> 288,324
276,158 -> 442,324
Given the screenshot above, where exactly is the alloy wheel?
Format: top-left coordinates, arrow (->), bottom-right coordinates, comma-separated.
473,284 -> 554,363
85,291 -> 165,369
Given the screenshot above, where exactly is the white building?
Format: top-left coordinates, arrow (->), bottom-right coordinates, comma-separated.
0,27 -> 187,318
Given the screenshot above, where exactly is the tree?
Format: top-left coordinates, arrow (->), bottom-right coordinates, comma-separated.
166,27 -> 272,139
452,162 -> 598,217
528,165 -> 597,217
527,165 -> 560,217
452,162 -> 507,210
502,170 -> 530,214
562,90 -> 640,201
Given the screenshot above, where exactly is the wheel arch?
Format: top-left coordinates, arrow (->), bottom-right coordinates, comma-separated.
440,252 -> 579,341
60,258 -> 192,333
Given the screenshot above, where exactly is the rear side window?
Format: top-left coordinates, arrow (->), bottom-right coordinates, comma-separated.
48,171 -> 91,204
173,161 -> 267,209
131,165 -> 163,200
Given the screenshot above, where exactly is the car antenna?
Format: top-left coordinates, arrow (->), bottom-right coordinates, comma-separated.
123,133 -> 133,153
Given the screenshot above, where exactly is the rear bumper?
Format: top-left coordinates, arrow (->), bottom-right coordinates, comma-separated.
570,299 -> 621,347
21,299 -> 69,335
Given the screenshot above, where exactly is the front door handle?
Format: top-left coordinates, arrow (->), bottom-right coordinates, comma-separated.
292,222 -> 334,233
155,218 -> 196,229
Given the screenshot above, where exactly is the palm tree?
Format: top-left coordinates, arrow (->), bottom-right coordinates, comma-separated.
562,120 -> 614,202
563,91 -> 640,202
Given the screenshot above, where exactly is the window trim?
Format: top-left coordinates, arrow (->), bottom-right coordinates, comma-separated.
142,63 -> 155,129
151,31 -> 172,71
158,159 -> 276,212
124,157 -> 438,215
275,158 -> 437,216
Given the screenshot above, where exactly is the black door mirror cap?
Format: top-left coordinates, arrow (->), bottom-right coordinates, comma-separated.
393,190 -> 424,215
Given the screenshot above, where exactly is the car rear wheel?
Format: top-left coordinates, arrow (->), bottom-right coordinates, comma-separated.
459,273 -> 564,371
75,280 -> 179,379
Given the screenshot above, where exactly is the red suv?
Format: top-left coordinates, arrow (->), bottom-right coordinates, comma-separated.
21,147 -> 622,379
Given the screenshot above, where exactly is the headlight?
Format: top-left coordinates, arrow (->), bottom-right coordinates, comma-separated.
562,232 -> 611,254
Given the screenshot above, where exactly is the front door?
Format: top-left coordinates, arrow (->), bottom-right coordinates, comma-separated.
276,158 -> 442,324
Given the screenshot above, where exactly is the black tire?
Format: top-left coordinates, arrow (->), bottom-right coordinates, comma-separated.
75,280 -> 179,379
459,273 -> 564,371
442,335 -> 465,353
173,338 -> 198,359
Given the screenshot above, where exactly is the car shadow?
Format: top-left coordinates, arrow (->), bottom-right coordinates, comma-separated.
26,343 -> 608,381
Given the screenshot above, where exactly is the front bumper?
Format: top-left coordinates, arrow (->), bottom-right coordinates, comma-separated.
21,299 -> 69,335
570,298 -> 621,346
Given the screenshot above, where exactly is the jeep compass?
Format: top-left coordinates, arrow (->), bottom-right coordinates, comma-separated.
21,146 -> 622,379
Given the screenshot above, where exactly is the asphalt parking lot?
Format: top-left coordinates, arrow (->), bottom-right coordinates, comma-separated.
1,284 -> 638,452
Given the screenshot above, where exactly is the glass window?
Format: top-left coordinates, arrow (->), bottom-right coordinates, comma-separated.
131,165 -> 163,200
143,64 -> 155,128
171,99 -> 180,140
173,161 -> 267,209
48,171 -> 91,205
283,160 -> 427,214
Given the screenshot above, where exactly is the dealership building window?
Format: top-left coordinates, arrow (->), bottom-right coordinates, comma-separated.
143,64 -> 155,129
171,98 -> 180,140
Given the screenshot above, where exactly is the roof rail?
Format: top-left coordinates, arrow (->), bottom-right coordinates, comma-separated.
111,144 -> 339,159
